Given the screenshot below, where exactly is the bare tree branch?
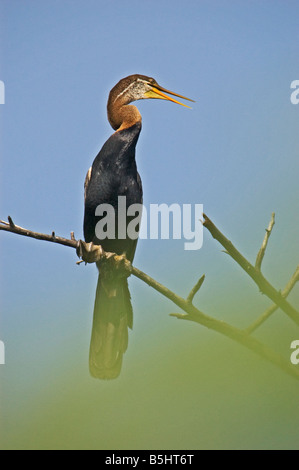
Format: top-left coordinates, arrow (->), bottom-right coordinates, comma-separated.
255,212 -> 275,271
203,214 -> 299,327
128,268 -> 299,380
170,312 -> 299,380
0,218 -> 78,250
1,216 -> 299,380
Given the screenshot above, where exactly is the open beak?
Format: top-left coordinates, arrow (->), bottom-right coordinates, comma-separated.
145,83 -> 195,108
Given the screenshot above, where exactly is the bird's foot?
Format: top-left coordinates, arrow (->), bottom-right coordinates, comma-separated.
76,240 -> 104,264
76,241 -> 132,278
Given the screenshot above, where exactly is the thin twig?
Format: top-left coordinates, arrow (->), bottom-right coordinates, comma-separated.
187,275 -> 205,304
255,212 -> 275,271
8,216 -> 15,228
246,265 -> 299,334
203,214 -> 299,327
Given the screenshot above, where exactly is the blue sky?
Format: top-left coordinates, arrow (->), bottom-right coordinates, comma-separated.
0,0 -> 299,449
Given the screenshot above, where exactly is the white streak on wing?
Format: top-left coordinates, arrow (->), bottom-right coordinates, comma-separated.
84,167 -> 92,201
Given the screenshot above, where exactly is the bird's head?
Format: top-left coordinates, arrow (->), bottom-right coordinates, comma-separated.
109,74 -> 194,108
107,74 -> 194,130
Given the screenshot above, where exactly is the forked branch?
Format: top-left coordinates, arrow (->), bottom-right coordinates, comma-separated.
203,214 -> 299,326
246,265 -> 299,334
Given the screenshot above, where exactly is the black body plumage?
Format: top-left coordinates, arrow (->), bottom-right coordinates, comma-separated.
84,122 -> 142,258
84,122 -> 143,379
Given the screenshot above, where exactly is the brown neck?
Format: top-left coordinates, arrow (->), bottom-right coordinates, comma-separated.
107,102 -> 142,132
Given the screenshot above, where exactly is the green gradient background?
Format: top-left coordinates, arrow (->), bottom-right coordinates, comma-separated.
0,0 -> 299,450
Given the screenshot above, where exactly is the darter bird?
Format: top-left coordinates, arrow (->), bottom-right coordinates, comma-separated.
84,74 -> 193,379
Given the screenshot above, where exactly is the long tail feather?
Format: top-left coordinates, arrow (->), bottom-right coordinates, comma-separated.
89,275 -> 133,380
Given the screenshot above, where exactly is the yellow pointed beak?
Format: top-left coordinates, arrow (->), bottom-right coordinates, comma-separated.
145,84 -> 195,108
